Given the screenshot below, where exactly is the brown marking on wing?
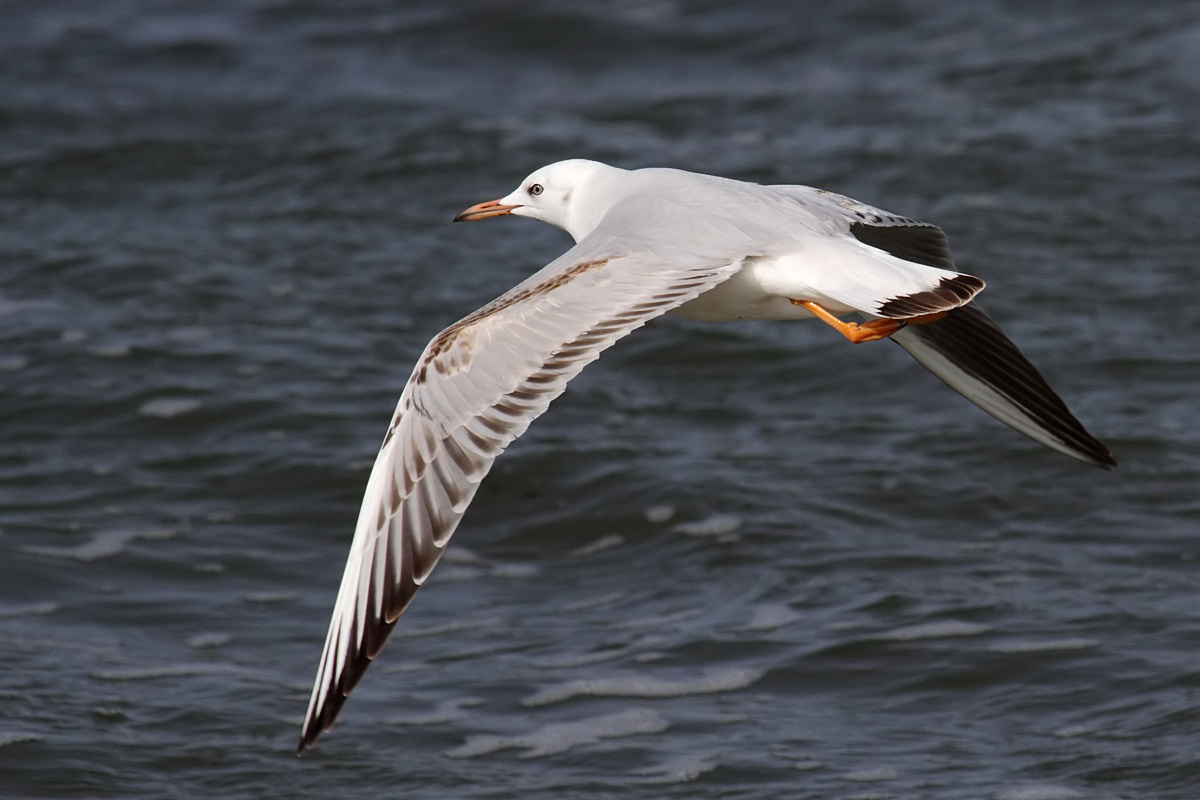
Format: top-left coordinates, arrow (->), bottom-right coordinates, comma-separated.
382,413 -> 401,448
877,274 -> 985,319
415,257 -> 615,384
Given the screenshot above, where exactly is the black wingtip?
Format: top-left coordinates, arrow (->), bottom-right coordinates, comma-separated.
1087,444 -> 1118,470
297,723 -> 320,754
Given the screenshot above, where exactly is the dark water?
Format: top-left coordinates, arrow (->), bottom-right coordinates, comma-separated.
1,1 -> 1198,797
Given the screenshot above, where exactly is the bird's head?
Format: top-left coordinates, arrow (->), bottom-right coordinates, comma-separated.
454,159 -> 624,242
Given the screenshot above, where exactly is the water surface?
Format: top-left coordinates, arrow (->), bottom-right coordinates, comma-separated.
1,2 -> 1198,797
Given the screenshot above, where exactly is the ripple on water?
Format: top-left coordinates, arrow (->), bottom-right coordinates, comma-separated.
0,733 -> 42,748
741,603 -> 803,631
89,663 -> 251,682
186,632 -> 232,650
137,397 -> 202,418
523,666 -> 765,707
571,533 -> 625,556
0,602 -> 58,618
633,753 -> 719,784
987,638 -> 1099,654
446,708 -> 668,759
671,513 -> 742,538
841,766 -> 899,782
997,786 -> 1084,800
22,529 -> 176,561
381,698 -> 483,727
878,620 -> 991,641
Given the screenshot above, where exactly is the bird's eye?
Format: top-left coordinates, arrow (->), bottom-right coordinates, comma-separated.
529,183 -> 544,196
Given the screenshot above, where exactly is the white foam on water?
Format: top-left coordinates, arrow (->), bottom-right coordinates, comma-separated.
0,732 -> 42,748
446,708 -> 667,759
741,603 -> 802,631
23,528 -> 176,562
0,601 -> 58,618
437,561 -> 537,581
90,663 -> 248,682
398,617 -> 498,639
633,753 -> 718,784
489,562 -> 538,578
523,666 -> 765,707
879,620 -> 990,641
23,530 -> 136,561
842,766 -> 899,782
534,648 -> 628,669
241,591 -> 297,604
988,638 -> 1098,654
644,504 -> 676,524
572,534 -> 624,556
138,397 -> 202,418
187,632 -> 232,650
997,786 -> 1083,800
1051,725 -> 1093,738
382,698 -> 482,726
441,546 -> 483,564
671,513 -> 741,537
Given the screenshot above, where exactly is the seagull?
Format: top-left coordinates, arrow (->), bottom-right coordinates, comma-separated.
297,159 -> 1115,751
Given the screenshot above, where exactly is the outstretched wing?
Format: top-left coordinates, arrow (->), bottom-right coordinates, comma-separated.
892,303 -> 1116,468
298,231 -> 745,750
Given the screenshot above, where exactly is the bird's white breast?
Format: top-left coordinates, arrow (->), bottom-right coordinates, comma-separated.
671,255 -> 857,322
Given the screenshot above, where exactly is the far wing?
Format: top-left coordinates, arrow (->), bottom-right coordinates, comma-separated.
891,303 -> 1116,468
298,231 -> 744,750
772,183 -> 1113,465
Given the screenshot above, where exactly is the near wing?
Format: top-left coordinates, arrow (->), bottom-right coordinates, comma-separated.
298,231 -> 744,750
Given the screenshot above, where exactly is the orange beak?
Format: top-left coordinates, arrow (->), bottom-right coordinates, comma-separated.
453,199 -> 521,222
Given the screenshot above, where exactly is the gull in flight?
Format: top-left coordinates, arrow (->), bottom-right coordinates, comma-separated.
298,159 -> 1115,750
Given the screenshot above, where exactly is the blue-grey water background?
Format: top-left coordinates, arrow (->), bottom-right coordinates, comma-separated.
1,1 -> 1198,797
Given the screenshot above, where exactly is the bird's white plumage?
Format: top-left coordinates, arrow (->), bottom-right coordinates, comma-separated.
299,159 -> 1112,749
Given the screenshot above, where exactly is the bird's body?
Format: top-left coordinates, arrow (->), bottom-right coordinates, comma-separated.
297,160 -> 1114,750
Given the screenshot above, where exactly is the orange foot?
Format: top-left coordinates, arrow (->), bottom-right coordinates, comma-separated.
790,300 -> 947,344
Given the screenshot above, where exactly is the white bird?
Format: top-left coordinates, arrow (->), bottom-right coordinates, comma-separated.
297,159 -> 1114,750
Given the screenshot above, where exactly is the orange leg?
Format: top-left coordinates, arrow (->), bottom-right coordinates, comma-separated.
789,300 -> 947,344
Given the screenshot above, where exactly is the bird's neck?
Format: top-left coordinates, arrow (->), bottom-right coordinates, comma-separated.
562,163 -> 630,242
